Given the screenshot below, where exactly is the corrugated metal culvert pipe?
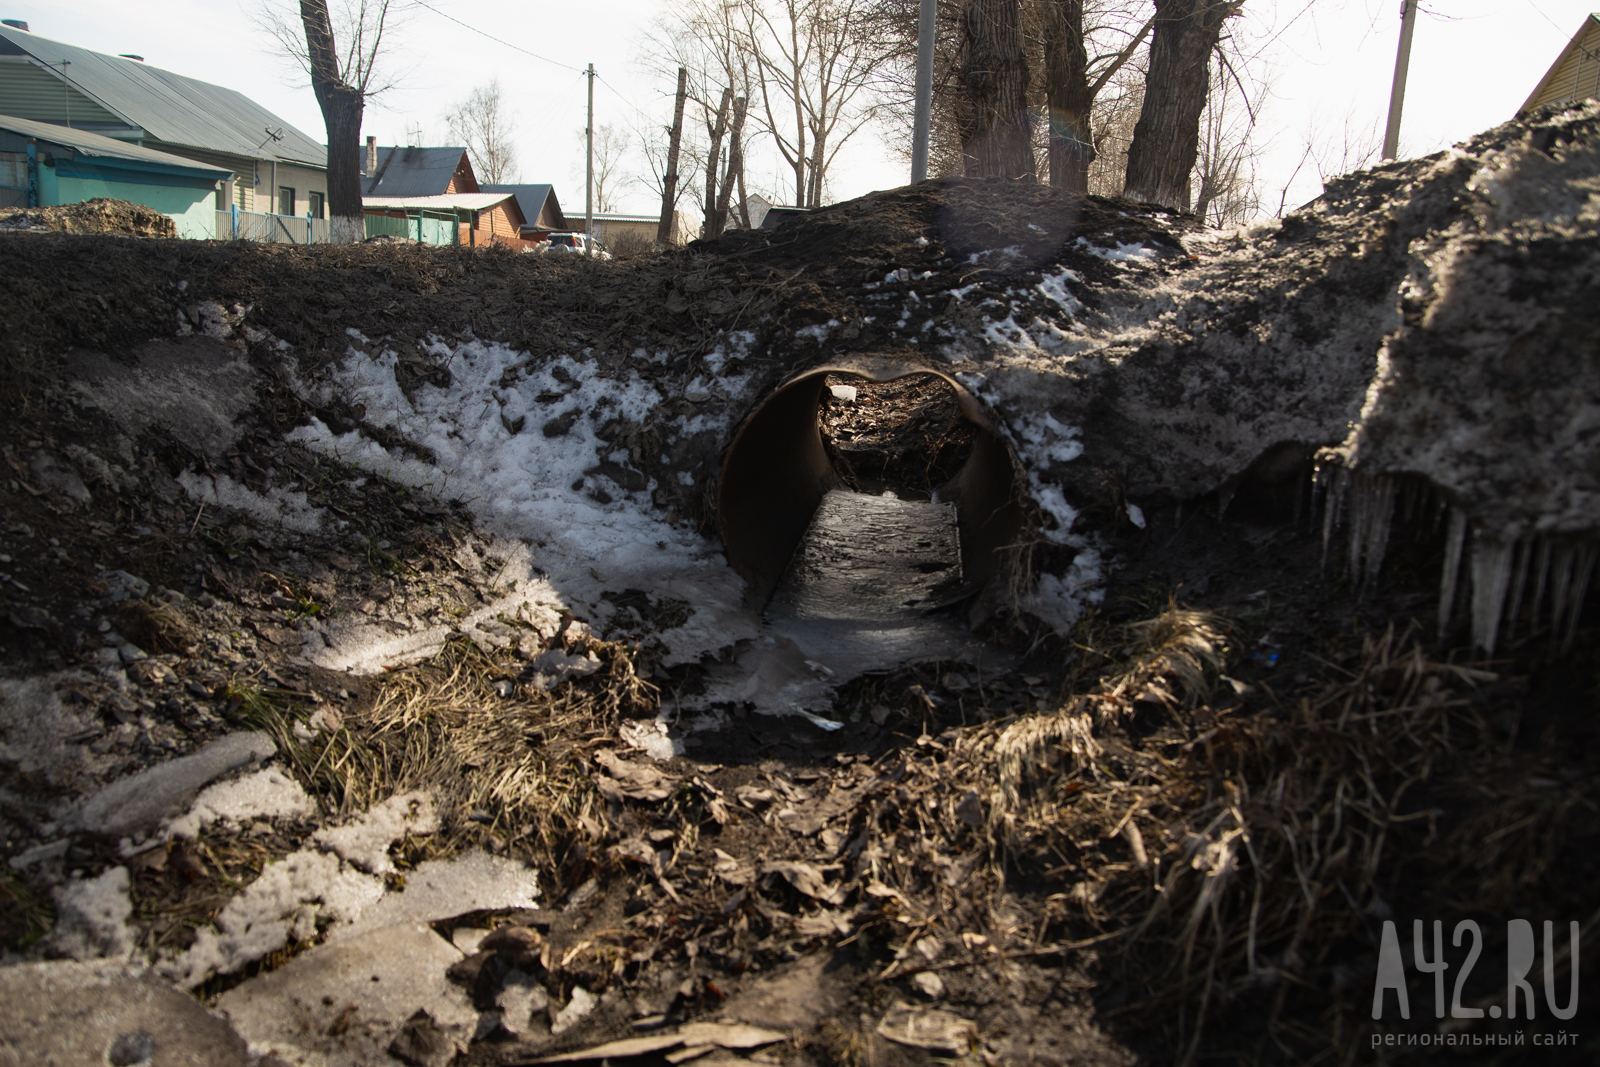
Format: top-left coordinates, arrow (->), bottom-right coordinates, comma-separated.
716,355 -> 1025,611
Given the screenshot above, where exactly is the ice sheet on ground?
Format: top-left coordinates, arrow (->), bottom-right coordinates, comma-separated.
162,790 -> 439,987
679,491 -> 1010,723
47,866 -> 135,960
0,959 -> 255,1067
72,731 -> 278,837
337,851 -> 538,938
763,491 -> 1001,677
164,765 -> 316,839
215,922 -> 474,1067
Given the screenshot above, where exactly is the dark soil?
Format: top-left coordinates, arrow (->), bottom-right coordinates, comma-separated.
0,178 -> 1597,1066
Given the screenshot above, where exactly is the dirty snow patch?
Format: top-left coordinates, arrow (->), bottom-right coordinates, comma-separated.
1027,548 -> 1107,633
163,766 -> 316,840
177,470 -> 328,537
314,791 -> 438,874
48,866 -> 136,960
1077,237 -> 1158,263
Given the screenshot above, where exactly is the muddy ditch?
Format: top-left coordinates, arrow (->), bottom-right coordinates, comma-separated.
1,103 -> 1599,1067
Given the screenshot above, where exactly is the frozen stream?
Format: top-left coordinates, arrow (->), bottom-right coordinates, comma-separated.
766,490 -> 987,675
678,489 -> 1005,729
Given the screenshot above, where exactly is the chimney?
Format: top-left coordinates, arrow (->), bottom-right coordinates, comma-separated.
365,136 -> 377,177
1,19 -> 29,31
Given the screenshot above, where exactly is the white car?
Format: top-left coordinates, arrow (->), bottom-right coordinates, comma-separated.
532,232 -> 611,259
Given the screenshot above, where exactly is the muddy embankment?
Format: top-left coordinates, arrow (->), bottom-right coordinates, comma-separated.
0,103 -> 1597,1066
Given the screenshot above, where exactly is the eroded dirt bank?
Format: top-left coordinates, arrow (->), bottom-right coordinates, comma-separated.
1,103 -> 1598,1067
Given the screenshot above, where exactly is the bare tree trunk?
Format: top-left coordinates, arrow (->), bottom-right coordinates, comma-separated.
736,157 -> 751,229
703,87 -> 733,238
709,96 -> 747,238
301,0 -> 366,243
1041,0 -> 1094,195
658,66 -> 688,245
1122,0 -> 1235,210
955,0 -> 1034,181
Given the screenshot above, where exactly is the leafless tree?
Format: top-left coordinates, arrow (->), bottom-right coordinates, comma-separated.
1191,40 -> 1260,224
1039,1 -> 1153,192
258,0 -> 414,242
646,0 -> 892,211
587,122 -> 630,214
954,0 -> 1035,180
1123,0 -> 1241,209
740,0 -> 893,206
640,0 -> 753,221
444,77 -> 518,184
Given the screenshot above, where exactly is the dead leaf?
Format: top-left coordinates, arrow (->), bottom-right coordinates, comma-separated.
876,1004 -> 977,1054
526,1021 -> 784,1063
760,861 -> 845,905
595,749 -> 677,802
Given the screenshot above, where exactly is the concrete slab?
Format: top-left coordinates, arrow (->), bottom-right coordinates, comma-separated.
73,732 -> 277,838
0,959 -> 253,1067
216,922 -> 475,1067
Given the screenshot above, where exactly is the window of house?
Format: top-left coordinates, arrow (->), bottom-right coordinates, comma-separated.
308,191 -> 325,219
278,186 -> 294,215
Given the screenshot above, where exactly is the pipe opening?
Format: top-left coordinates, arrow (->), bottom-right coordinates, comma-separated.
717,360 -> 1023,618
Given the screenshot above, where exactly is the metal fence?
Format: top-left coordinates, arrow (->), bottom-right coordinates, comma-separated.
364,209 -> 460,246
0,185 -> 26,209
216,206 -> 332,244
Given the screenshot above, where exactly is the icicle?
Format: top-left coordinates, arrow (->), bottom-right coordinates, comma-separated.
1503,538 -> 1532,643
1398,479 -> 1416,524
1437,509 -> 1468,639
1528,538 -> 1554,632
1321,467 -> 1348,571
1357,476 -> 1397,588
1343,473 -> 1396,588
1469,537 -> 1516,655
1560,545 -> 1597,653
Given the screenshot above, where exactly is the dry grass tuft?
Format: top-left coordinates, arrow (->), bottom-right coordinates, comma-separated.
917,614 -> 1577,1063
259,630 -> 657,881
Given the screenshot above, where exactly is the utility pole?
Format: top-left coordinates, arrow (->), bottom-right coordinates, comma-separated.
585,63 -> 595,258
658,67 -> 688,245
911,0 -> 936,182
59,60 -> 71,127
1382,0 -> 1418,161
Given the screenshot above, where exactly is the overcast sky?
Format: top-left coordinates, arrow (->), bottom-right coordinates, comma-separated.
7,0 -> 1595,219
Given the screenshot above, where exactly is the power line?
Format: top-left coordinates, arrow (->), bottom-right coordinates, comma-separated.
411,0 -> 588,75
596,73 -> 668,128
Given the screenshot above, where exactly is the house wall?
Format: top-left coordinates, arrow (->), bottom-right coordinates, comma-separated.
462,200 -> 531,247
32,160 -> 217,238
265,161 -> 330,217
1526,18 -> 1600,111
143,145 -> 326,216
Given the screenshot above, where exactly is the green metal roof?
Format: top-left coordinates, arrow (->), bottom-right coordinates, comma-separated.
0,112 -> 232,178
0,24 -> 325,168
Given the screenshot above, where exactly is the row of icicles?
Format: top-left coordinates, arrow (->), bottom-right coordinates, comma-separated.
1317,466 -> 1597,655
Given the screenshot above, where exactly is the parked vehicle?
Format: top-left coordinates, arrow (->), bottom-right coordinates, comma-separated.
531,231 -> 610,259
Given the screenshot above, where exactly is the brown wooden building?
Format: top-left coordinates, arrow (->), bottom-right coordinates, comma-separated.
1520,13 -> 1600,114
